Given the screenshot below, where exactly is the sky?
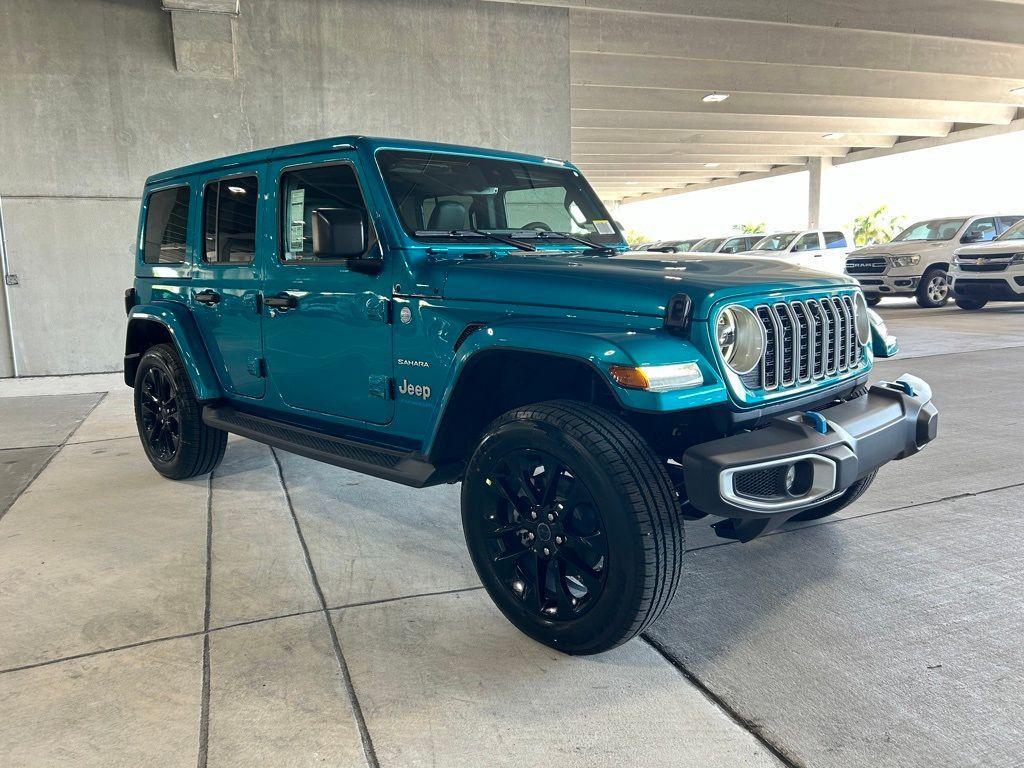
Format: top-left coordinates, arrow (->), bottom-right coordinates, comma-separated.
615,129 -> 1024,242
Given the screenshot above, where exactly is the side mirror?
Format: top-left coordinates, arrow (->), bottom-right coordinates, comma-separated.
312,208 -> 369,259
961,231 -> 980,243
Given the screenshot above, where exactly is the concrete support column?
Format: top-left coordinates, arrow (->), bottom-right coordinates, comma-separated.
807,156 -> 833,229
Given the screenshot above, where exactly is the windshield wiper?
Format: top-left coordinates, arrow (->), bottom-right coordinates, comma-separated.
524,230 -> 617,254
415,229 -> 537,251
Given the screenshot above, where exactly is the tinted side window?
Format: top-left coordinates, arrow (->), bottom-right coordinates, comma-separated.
824,231 -> 847,248
792,233 -> 821,252
143,186 -> 190,264
280,164 -> 371,263
963,217 -> 997,243
998,216 -> 1023,233
203,176 -> 259,264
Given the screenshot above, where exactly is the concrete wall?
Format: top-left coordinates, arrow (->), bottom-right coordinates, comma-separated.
0,0 -> 571,376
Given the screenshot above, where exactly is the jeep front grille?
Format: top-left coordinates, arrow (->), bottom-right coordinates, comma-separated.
740,296 -> 861,391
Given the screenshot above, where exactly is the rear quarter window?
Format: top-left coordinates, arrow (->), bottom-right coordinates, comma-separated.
143,186 -> 190,264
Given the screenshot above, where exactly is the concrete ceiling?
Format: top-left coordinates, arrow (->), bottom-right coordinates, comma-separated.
491,0 -> 1024,203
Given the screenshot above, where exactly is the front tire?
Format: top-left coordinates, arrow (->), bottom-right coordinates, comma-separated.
915,267 -> 950,308
955,297 -> 988,310
462,400 -> 684,655
865,295 -> 882,307
134,343 -> 227,480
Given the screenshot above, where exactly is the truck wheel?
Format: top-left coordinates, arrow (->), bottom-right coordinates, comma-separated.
134,343 -> 227,480
955,298 -> 988,310
788,470 -> 877,522
915,267 -> 950,308
462,400 -> 684,655
865,295 -> 882,307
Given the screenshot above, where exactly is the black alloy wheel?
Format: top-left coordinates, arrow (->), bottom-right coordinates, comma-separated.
475,448 -> 609,621
139,365 -> 182,462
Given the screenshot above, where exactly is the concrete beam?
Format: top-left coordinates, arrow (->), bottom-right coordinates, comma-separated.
489,0 -> 1024,47
573,153 -> 809,166
571,109 -> 952,139
615,165 -> 807,204
570,9 -> 1024,82
573,142 -> 846,157
578,163 -> 778,172
834,118 -> 1024,166
573,52 -> 1024,106
571,85 -> 1019,126
572,128 -> 897,148
162,0 -> 238,11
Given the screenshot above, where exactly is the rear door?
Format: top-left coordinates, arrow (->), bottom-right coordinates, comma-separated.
261,153 -> 394,424
189,170 -> 265,399
789,231 -> 826,270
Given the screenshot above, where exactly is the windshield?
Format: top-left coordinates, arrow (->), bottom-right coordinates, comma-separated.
752,232 -> 798,251
691,238 -> 725,253
998,219 -> 1024,241
893,218 -> 967,242
376,150 -> 621,244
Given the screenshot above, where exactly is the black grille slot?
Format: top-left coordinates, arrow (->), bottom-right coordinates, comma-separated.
734,466 -> 788,499
959,262 -> 1010,272
747,294 -> 861,393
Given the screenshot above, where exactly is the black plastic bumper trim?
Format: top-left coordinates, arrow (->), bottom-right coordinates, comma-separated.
682,374 -> 938,520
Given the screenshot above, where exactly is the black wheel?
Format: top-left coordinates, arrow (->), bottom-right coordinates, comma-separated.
915,267 -> 950,308
787,471 -> 877,522
865,295 -> 882,307
134,343 -> 227,480
462,400 -> 684,655
955,297 -> 988,310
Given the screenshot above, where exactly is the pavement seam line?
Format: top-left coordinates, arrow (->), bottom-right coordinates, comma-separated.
686,479 -> 1024,554
641,634 -> 805,768
270,447 -> 380,768
197,471 -> 214,768
0,391 -> 107,524
0,585 -> 487,677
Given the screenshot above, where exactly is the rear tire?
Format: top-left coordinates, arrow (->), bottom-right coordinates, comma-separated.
134,343 -> 227,480
915,267 -> 950,308
955,297 -> 988,310
462,400 -> 684,655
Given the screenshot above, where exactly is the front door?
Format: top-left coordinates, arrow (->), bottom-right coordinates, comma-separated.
190,170 -> 266,399
261,155 -> 394,424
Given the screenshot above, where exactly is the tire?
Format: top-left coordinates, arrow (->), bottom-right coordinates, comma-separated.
134,343 -> 227,480
462,400 -> 684,655
787,470 -> 877,522
915,267 -> 950,308
955,297 -> 988,310
865,295 -> 882,308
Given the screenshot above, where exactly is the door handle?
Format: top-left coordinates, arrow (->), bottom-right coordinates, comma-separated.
194,289 -> 221,305
265,293 -> 298,311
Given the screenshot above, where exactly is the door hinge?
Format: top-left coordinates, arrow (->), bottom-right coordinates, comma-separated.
247,357 -> 267,378
366,296 -> 391,325
4,274 -> 18,286
368,374 -> 393,400
254,293 -> 263,315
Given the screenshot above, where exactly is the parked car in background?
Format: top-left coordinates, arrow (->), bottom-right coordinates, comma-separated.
950,218 -> 1024,309
737,230 -> 852,275
684,235 -> 764,255
845,215 -> 1023,308
646,237 -> 704,253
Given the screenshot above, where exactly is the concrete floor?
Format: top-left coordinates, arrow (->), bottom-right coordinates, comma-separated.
0,299 -> 1021,767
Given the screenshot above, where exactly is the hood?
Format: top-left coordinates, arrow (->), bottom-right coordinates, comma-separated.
437,250 -> 853,320
956,239 -> 1024,256
849,241 -> 949,256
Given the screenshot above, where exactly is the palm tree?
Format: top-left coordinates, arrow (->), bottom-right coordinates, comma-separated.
850,205 -> 905,246
733,222 -> 767,234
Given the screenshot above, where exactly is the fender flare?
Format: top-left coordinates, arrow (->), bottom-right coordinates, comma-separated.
125,303 -> 222,401
422,319 -> 726,458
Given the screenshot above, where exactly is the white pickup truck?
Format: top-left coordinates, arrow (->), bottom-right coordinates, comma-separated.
735,230 -> 853,275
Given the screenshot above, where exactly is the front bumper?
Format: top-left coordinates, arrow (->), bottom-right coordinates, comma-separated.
951,274 -> 1024,301
851,273 -> 922,295
682,374 -> 937,525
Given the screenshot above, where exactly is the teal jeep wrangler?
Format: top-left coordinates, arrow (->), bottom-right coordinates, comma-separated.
125,136 -> 937,654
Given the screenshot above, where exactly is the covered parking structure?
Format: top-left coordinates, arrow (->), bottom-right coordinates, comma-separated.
2,0 -> 1023,377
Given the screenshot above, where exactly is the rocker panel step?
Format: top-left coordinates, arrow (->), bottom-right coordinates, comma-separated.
202,405 -> 458,488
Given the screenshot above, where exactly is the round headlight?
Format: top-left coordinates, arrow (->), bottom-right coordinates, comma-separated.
715,305 -> 765,374
853,291 -> 870,346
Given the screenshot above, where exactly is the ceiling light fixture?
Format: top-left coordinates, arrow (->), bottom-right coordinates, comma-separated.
702,93 -> 730,103
1012,86 -> 1024,95
822,132 -> 846,140
704,162 -> 720,168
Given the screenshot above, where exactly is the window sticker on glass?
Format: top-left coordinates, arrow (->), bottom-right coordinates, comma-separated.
288,188 -> 306,254
593,219 -> 614,235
